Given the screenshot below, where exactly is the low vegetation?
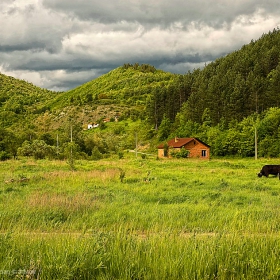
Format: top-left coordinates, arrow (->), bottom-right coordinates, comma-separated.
0,157 -> 280,279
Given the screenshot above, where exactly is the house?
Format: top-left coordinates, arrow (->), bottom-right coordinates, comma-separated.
87,123 -> 99,130
157,137 -> 210,159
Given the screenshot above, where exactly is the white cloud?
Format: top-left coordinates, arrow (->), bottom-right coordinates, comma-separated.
0,0 -> 279,90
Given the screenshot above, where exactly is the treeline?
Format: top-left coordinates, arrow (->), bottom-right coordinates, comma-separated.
146,28 -> 280,128
0,118 -> 151,161
161,107 -> 280,157
1,107 -> 280,160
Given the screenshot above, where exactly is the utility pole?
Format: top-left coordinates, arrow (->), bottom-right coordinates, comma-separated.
255,126 -> 257,160
56,133 -> 59,157
135,132 -> 138,158
255,90 -> 258,160
70,125 -> 73,164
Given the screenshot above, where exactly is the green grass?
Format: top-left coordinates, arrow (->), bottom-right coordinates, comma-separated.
0,157 -> 280,279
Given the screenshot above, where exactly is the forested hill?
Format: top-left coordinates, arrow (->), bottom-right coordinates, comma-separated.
177,28 -> 280,125
47,63 -> 177,111
0,73 -> 60,126
2,27 -> 280,130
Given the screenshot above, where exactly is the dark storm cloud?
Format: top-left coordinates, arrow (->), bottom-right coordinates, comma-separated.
42,0 -> 280,27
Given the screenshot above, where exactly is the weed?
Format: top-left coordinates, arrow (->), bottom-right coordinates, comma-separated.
119,169 -> 126,183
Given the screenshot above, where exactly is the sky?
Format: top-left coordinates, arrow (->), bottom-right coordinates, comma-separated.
0,0 -> 280,91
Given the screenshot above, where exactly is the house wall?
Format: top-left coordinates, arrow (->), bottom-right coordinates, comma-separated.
158,148 -> 165,158
185,141 -> 210,159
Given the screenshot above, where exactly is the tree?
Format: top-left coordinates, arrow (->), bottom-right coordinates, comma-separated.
91,146 -> 103,160
0,128 -> 20,159
202,108 -> 212,127
18,139 -> 54,159
31,140 -> 54,160
267,65 -> 280,107
18,141 -> 33,157
64,141 -> 79,169
158,115 -> 171,141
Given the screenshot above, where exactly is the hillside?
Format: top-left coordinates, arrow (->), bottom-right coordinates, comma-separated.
1,29 -> 280,159
0,63 -> 179,160
181,28 -> 280,125
0,64 -> 177,132
48,64 -> 176,109
0,73 -> 61,127
2,29 -> 280,131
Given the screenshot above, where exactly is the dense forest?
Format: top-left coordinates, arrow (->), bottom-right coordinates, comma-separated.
147,28 -> 280,126
1,28 -> 280,160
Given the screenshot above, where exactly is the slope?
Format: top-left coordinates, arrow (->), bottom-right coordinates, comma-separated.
180,28 -> 280,125
47,63 -> 177,110
0,73 -> 62,127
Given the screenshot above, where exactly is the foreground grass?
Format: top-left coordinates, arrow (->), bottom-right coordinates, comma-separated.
0,157 -> 280,279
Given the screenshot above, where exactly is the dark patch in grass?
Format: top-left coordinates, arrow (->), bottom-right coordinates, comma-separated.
219,179 -> 229,189
203,192 -> 222,201
224,195 -> 261,206
125,178 -> 140,184
5,187 -> 16,193
271,191 -> 279,196
44,210 -> 68,224
0,186 -> 20,194
255,186 -> 272,192
192,180 -> 204,186
222,162 -> 247,169
157,195 -> 190,204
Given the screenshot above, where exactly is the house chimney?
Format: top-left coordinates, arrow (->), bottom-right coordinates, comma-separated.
175,137 -> 179,142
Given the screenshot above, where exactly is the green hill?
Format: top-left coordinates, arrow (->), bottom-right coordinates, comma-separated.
0,63 -> 177,131
0,73 -> 61,127
48,63 -> 176,109
1,29 -> 280,159
39,63 -> 178,131
181,28 -> 280,125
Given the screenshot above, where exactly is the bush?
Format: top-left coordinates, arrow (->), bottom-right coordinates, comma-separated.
0,151 -> 11,161
170,148 -> 189,158
118,151 -> 124,159
141,154 -> 147,159
91,146 -> 103,160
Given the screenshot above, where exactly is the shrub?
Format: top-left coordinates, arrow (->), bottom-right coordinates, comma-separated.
91,146 -> 103,160
0,151 -> 11,161
170,148 -> 189,158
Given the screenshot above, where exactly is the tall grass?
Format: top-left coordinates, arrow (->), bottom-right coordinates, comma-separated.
1,231 -> 280,279
0,157 -> 280,279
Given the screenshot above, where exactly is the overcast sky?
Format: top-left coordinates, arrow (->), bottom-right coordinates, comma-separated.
0,0 -> 280,91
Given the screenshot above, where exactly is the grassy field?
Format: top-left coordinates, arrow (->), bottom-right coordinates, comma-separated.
0,156 -> 280,279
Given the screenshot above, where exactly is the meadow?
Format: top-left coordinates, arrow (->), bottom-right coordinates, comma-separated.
0,155 -> 280,279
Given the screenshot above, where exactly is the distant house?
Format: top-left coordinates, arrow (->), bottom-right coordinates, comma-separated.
157,137 -> 210,159
87,123 -> 99,129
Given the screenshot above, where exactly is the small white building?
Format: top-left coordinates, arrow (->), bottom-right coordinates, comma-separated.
88,123 -> 99,129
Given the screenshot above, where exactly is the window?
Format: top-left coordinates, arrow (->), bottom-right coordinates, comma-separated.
201,150 -> 207,157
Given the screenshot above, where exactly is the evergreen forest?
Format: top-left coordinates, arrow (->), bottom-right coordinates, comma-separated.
1,28 -> 280,160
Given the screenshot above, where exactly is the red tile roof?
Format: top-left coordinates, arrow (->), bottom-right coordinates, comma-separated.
158,137 -> 210,149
